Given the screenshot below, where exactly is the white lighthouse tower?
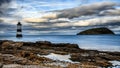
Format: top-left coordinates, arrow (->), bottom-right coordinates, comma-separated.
16,22 -> 22,38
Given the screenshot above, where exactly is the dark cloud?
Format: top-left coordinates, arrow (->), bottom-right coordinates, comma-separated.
0,0 -> 11,5
99,9 -> 120,16
57,2 -> 116,19
0,0 -> 12,16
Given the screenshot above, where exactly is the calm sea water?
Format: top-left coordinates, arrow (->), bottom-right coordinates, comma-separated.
0,35 -> 120,52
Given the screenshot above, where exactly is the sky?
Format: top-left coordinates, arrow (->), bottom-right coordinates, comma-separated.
0,0 -> 120,35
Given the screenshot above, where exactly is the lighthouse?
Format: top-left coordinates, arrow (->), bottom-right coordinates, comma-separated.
16,22 -> 22,38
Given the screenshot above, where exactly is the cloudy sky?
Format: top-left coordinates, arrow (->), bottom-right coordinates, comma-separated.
0,0 -> 120,35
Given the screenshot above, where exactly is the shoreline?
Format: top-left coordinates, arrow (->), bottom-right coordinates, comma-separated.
0,35 -> 120,52
0,40 -> 120,68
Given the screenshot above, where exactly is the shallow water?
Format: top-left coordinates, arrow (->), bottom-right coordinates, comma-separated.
0,35 -> 120,52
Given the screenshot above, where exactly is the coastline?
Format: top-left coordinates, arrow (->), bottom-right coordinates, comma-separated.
0,40 -> 120,68
1,35 -> 120,52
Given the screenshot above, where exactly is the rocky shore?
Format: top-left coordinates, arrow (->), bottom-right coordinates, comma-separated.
0,40 -> 120,68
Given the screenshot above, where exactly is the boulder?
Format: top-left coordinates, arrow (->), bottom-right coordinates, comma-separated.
35,41 -> 52,48
52,43 -> 79,49
23,42 -> 35,46
1,41 -> 14,50
0,40 -> 3,45
66,44 -> 79,49
36,41 -> 51,45
0,63 -> 3,68
1,41 -> 23,51
77,27 -> 115,35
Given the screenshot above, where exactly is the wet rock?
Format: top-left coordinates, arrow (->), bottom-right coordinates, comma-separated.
0,63 -> 3,68
52,43 -> 79,49
1,41 -> 23,51
66,44 -> 79,49
36,41 -> 51,45
18,51 -> 52,64
0,40 -> 120,67
0,54 -> 32,65
23,42 -> 35,46
0,40 -> 3,45
35,41 -> 52,49
1,41 -> 14,51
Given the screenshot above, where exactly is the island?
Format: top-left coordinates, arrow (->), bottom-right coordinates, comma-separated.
77,27 -> 115,35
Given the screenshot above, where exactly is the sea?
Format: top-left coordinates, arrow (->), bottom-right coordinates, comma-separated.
0,35 -> 120,52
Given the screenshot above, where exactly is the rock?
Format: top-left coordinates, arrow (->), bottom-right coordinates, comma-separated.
1,41 -> 14,50
36,41 -> 51,45
23,42 -> 35,46
0,40 -> 3,45
52,43 -> 79,49
18,51 -> 52,64
66,44 -> 79,49
1,40 -> 120,67
0,40 -> 12,44
15,42 -> 23,48
35,41 -> 52,48
77,27 -> 115,35
1,41 -> 23,51
0,63 -> 3,68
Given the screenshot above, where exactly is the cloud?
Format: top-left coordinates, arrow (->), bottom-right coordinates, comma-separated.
23,12 -> 69,23
59,16 -> 120,27
100,9 -> 120,16
8,1 -> 119,24
42,12 -> 59,19
0,0 -> 11,5
0,18 -> 3,22
13,0 -> 84,19
49,18 -> 70,23
23,18 -> 48,23
32,16 -> 120,29
57,2 -> 117,19
0,0 -> 12,16
22,2 -> 120,27
0,31 -> 4,34
74,16 -> 120,26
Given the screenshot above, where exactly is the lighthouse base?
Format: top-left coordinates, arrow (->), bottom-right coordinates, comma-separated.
16,34 -> 23,38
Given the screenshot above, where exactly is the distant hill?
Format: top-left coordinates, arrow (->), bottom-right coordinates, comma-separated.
77,27 -> 115,35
